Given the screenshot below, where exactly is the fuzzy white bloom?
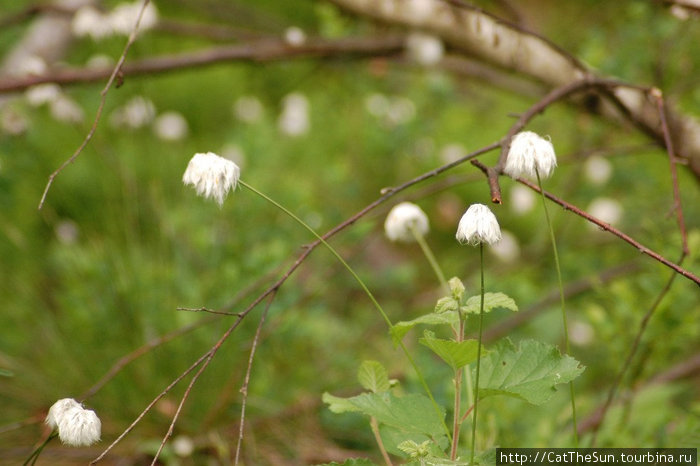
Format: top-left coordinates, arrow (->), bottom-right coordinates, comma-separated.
284,26 -> 306,46
456,203 -> 502,246
584,155 -> 613,185
488,229 -> 520,262
509,184 -> 536,215
154,111 -> 189,141
25,83 -> 62,107
504,131 -> 557,179
384,202 -> 430,242
405,32 -> 444,66
110,96 -> 156,129
233,96 -> 264,123
50,95 -> 85,123
183,152 -> 241,206
109,1 -> 159,36
72,6 -> 113,40
587,197 -> 622,229
46,398 -> 101,447
278,93 -> 310,136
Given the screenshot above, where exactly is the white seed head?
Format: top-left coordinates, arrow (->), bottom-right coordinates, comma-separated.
456,203 -> 501,246
405,32 -> 444,66
504,131 -> 557,179
154,111 -> 189,141
182,152 -> 241,206
384,202 -> 430,242
46,398 -> 81,430
57,407 -> 101,446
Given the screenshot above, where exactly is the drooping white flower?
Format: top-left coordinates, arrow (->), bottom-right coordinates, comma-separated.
405,32 -> 444,66
278,93 -> 310,136
284,26 -> 306,47
57,406 -> 101,446
384,202 -> 430,242
587,197 -> 622,229
233,96 -> 264,123
503,131 -> 557,179
509,184 -> 536,215
584,155 -> 613,185
456,203 -> 501,246
154,111 -> 189,141
108,1 -> 159,36
182,152 -> 241,206
45,398 -> 101,447
71,6 -> 113,40
488,229 -> 520,262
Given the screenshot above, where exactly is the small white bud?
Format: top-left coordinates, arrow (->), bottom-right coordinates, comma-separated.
384,202 -> 430,242
504,131 -> 557,180
183,152 -> 241,206
456,203 -> 502,246
284,27 -> 306,47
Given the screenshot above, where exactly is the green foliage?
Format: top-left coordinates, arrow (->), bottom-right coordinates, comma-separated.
358,360 -> 391,393
419,330 -> 482,372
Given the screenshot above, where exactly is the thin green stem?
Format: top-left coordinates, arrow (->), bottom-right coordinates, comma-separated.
410,225 -> 448,293
535,170 -> 578,447
450,317 -> 466,460
470,244 -> 486,465
240,181 -> 451,439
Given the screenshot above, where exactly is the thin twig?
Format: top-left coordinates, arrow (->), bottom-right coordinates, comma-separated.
234,292 -> 276,465
37,0 -> 150,210
176,306 -> 242,317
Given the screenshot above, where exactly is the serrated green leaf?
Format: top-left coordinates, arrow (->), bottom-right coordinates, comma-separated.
461,292 -> 518,315
419,330 -> 482,372
322,392 -> 362,414
390,312 -> 458,346
475,339 -> 584,405
435,296 -> 459,314
357,360 -> 390,393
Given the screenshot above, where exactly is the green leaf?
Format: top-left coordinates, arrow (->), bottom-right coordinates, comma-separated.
0,368 -> 13,377
475,339 -> 584,405
447,277 -> 466,301
316,459 -> 377,466
461,292 -> 518,315
322,392 -> 362,414
419,330 -> 482,372
435,296 -> 459,314
357,360 -> 390,393
391,312 -> 458,346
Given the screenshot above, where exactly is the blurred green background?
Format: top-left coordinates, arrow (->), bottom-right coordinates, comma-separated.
0,0 -> 698,463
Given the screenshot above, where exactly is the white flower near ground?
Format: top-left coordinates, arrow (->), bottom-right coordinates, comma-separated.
509,184 -> 536,215
25,83 -> 62,107
71,6 -> 113,40
584,155 -> 613,185
154,111 -> 189,141
46,398 -> 101,447
110,96 -> 156,129
456,203 -> 502,246
587,197 -> 622,229
405,32 -> 444,66
233,96 -> 264,123
504,131 -> 557,179
50,95 -> 84,123
284,27 -> 306,46
278,93 -> 310,136
182,152 -> 241,206
488,230 -> 520,262
109,1 -> 159,36
384,202 -> 430,242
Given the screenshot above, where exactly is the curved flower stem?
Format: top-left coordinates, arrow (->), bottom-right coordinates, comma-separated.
371,416 -> 393,466
535,170 -> 578,447
23,433 -> 57,466
469,243 -> 486,465
239,180 -> 451,440
410,225 -> 449,293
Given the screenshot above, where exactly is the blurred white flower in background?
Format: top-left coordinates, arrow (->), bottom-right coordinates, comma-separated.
1,107 -> 29,135
584,155 -> 613,185
284,26 -> 306,47
439,143 -> 466,164
109,1 -> 159,36
220,143 -> 247,169
278,92 -> 310,136
384,202 -> 430,243
587,197 -> 622,229
154,111 -> 189,141
233,96 -> 264,123
509,184 -> 536,215
15,55 -> 47,77
50,95 -> 85,124
405,32 -> 444,66
488,230 -> 520,263
456,203 -> 502,246
365,94 -> 415,127
173,435 -> 195,457
504,131 -> 557,179
71,5 -> 113,40
110,96 -> 156,129
183,152 -> 241,206
365,93 -> 389,117
55,220 -> 80,245
86,54 -> 114,69
25,83 -> 61,107
569,320 -> 595,346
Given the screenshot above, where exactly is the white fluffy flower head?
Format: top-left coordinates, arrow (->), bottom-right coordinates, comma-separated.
504,131 -> 557,179
46,398 -> 101,447
456,203 -> 501,246
384,202 -> 430,242
182,152 -> 241,206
